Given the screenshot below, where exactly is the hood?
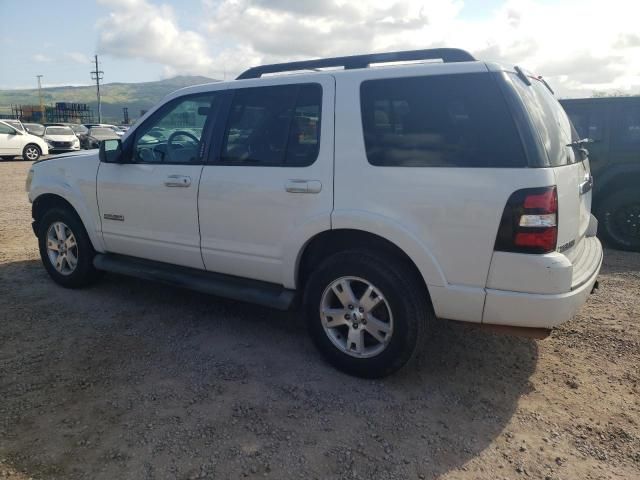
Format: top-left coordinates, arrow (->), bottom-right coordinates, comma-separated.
89,132 -> 120,140
44,134 -> 78,142
34,149 -> 94,163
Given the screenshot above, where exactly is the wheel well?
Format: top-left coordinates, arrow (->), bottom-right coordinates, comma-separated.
297,229 -> 429,295
32,194 -> 77,236
24,143 -> 41,151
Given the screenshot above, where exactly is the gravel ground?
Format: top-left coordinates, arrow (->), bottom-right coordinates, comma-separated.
0,160 -> 638,480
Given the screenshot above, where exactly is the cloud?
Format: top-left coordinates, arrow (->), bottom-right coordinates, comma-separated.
33,54 -> 52,63
95,0 -> 640,97
96,0 -> 213,76
64,52 -> 90,64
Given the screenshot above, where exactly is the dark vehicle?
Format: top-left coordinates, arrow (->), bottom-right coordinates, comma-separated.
23,123 -> 45,137
560,96 -> 640,251
81,127 -> 120,149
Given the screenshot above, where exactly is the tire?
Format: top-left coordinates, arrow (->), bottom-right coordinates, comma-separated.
303,250 -> 432,378
37,207 -> 101,288
23,144 -> 41,161
596,188 -> 640,251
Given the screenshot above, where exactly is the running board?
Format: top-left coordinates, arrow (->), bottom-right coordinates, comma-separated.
93,254 -> 296,310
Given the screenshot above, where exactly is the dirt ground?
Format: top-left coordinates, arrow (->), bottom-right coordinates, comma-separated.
0,160 -> 638,480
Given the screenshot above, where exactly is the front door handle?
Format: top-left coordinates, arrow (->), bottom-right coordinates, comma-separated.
285,179 -> 322,194
164,175 -> 192,187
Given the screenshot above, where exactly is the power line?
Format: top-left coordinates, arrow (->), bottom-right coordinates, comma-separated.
90,55 -> 104,123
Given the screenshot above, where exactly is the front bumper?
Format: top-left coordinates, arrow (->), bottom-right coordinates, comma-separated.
482,238 -> 603,329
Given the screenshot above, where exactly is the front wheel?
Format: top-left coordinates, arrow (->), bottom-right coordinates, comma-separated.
304,250 -> 432,378
37,208 -> 101,288
597,188 -> 640,251
23,144 -> 41,161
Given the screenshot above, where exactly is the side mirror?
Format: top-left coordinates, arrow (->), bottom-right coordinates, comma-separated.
99,138 -> 123,163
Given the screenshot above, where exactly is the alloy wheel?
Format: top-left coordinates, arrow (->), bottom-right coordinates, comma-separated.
46,221 -> 79,275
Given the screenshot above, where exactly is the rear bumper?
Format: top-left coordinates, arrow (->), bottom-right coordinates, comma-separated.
482,238 -> 603,329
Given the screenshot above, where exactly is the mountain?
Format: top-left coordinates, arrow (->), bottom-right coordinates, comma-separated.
0,75 -> 219,124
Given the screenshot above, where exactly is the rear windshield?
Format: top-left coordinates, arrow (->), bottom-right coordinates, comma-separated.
509,74 -> 578,166
360,72 -> 527,168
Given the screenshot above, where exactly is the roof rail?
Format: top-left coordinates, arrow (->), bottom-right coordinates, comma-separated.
236,48 -> 476,80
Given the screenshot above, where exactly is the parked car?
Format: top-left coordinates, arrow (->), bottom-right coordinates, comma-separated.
80,127 -> 121,149
23,123 -> 46,137
560,96 -> 640,251
43,125 -> 81,152
0,120 -> 48,161
84,123 -> 124,136
27,48 -> 602,377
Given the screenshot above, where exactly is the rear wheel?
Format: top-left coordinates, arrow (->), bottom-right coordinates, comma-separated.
23,144 -> 41,161
597,188 -> 640,251
304,250 -> 432,378
37,208 -> 101,288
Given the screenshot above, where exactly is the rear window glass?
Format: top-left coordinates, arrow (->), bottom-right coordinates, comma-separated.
220,83 -> 322,167
510,74 -> 578,166
360,73 -> 527,167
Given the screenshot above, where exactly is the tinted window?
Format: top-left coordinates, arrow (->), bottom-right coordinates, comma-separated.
220,84 -> 321,167
132,93 -> 218,164
564,107 -> 605,141
612,104 -> 640,150
510,74 -> 578,166
360,73 -> 526,167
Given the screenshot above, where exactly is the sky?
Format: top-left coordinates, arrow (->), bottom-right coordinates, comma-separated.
1,0 -> 640,97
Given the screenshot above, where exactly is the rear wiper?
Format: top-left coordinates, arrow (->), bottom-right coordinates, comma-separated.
566,138 -> 596,147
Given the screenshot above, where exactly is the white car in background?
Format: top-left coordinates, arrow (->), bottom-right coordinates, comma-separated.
43,125 -> 81,153
0,120 -> 49,161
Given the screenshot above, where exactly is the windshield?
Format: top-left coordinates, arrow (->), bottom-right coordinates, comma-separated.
70,124 -> 88,134
509,73 -> 578,166
90,128 -> 115,136
45,126 -> 74,136
25,124 -> 45,135
5,120 -> 24,132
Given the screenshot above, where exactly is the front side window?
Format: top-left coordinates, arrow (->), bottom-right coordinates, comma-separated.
612,104 -> 640,150
0,123 -> 14,134
360,73 -> 527,167
564,107 -> 605,142
220,83 -> 322,167
132,93 -> 217,164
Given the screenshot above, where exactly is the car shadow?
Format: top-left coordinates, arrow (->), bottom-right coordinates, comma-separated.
0,259 -> 538,480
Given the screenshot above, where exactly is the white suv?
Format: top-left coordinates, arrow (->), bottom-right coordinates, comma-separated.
1,120 -> 49,161
27,49 -> 602,377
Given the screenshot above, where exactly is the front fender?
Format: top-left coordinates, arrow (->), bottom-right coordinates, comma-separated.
29,155 -> 105,252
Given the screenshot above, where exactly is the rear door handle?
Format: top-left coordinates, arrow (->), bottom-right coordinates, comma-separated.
164,175 -> 192,187
285,180 -> 322,194
579,174 -> 593,195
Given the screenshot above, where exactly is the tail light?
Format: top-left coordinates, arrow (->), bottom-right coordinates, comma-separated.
495,186 -> 558,254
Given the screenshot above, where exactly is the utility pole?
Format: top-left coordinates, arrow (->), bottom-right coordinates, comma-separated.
90,55 -> 104,123
36,75 -> 44,121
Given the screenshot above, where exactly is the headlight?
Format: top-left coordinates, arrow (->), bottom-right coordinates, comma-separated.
25,168 -> 34,192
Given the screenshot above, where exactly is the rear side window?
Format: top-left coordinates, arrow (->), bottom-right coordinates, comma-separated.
510,75 -> 578,166
220,83 -> 322,167
360,73 -> 527,167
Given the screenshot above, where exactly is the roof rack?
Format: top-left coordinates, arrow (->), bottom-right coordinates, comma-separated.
236,48 -> 476,80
